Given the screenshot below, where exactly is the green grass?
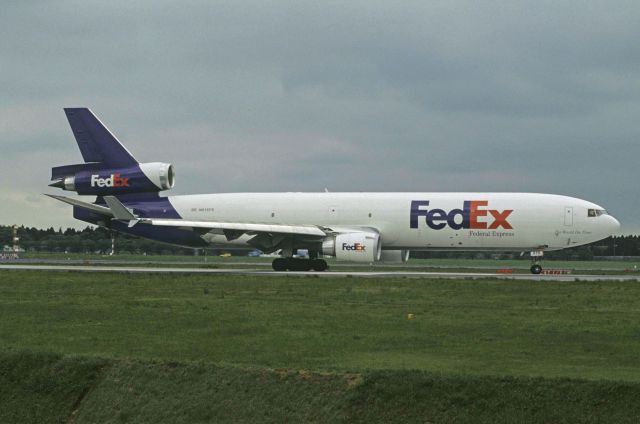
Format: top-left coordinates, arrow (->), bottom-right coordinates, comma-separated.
2,270 -> 640,381
3,270 -> 640,422
2,351 -> 640,423
0,351 -> 106,424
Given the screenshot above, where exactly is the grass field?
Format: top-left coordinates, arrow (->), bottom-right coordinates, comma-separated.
2,270 -> 640,380
2,269 -> 640,422
5,351 -> 640,424
4,351 -> 640,424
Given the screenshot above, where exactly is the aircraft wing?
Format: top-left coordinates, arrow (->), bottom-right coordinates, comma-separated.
46,194 -> 328,238
145,219 -> 326,237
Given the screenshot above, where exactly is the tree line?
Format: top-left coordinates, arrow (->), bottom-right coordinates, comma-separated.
0,225 -> 195,255
1,225 -> 639,259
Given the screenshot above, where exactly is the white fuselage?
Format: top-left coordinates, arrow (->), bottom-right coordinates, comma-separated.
167,192 -> 619,251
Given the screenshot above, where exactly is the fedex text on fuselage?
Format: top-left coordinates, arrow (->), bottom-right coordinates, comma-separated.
410,200 -> 513,230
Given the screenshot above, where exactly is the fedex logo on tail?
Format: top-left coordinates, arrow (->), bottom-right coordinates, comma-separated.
90,174 -> 130,188
410,200 -> 513,230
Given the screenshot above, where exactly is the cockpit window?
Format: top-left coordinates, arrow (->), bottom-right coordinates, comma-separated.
587,209 -> 607,217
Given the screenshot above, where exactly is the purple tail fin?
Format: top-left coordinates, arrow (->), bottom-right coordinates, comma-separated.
64,108 -> 138,167
52,108 -> 173,198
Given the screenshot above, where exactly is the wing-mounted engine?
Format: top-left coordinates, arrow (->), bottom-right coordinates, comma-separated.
321,231 -> 382,263
50,162 -> 175,195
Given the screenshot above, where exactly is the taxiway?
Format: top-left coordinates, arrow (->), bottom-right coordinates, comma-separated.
1,264 -> 639,282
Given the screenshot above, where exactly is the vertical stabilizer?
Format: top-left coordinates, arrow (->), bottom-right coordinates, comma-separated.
64,108 -> 138,167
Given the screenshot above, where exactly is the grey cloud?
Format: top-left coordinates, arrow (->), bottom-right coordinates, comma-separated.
0,1 -> 639,231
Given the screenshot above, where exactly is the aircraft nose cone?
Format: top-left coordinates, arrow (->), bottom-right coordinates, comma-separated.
607,215 -> 621,234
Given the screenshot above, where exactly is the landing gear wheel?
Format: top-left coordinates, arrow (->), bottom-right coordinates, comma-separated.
288,259 -> 312,271
273,258 -> 326,272
311,259 -> 328,272
272,258 -> 288,271
530,264 -> 542,274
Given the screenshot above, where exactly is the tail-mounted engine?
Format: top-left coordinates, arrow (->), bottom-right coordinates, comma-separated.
50,162 -> 175,195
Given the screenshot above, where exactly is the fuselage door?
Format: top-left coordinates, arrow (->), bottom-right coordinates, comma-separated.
564,207 -> 573,226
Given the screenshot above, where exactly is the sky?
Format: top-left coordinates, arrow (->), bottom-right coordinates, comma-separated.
0,1 -> 638,233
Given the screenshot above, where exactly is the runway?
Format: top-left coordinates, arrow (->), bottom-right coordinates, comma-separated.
1,264 -> 639,281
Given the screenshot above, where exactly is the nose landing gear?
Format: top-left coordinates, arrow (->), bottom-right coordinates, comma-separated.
530,263 -> 543,274
529,250 -> 544,274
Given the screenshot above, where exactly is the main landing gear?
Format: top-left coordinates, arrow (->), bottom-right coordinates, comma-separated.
529,250 -> 544,274
272,258 -> 328,272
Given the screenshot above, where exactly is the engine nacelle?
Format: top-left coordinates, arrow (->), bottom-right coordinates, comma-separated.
321,232 -> 382,263
379,250 -> 410,263
51,162 -> 175,195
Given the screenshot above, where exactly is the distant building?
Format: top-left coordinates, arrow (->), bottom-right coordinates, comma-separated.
2,245 -> 24,253
1,244 -> 24,259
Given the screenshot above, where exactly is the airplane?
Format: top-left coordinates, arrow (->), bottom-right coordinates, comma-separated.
47,108 -> 621,274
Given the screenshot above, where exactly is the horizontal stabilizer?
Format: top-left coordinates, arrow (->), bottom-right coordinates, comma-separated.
45,194 -> 112,216
103,196 -> 137,221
